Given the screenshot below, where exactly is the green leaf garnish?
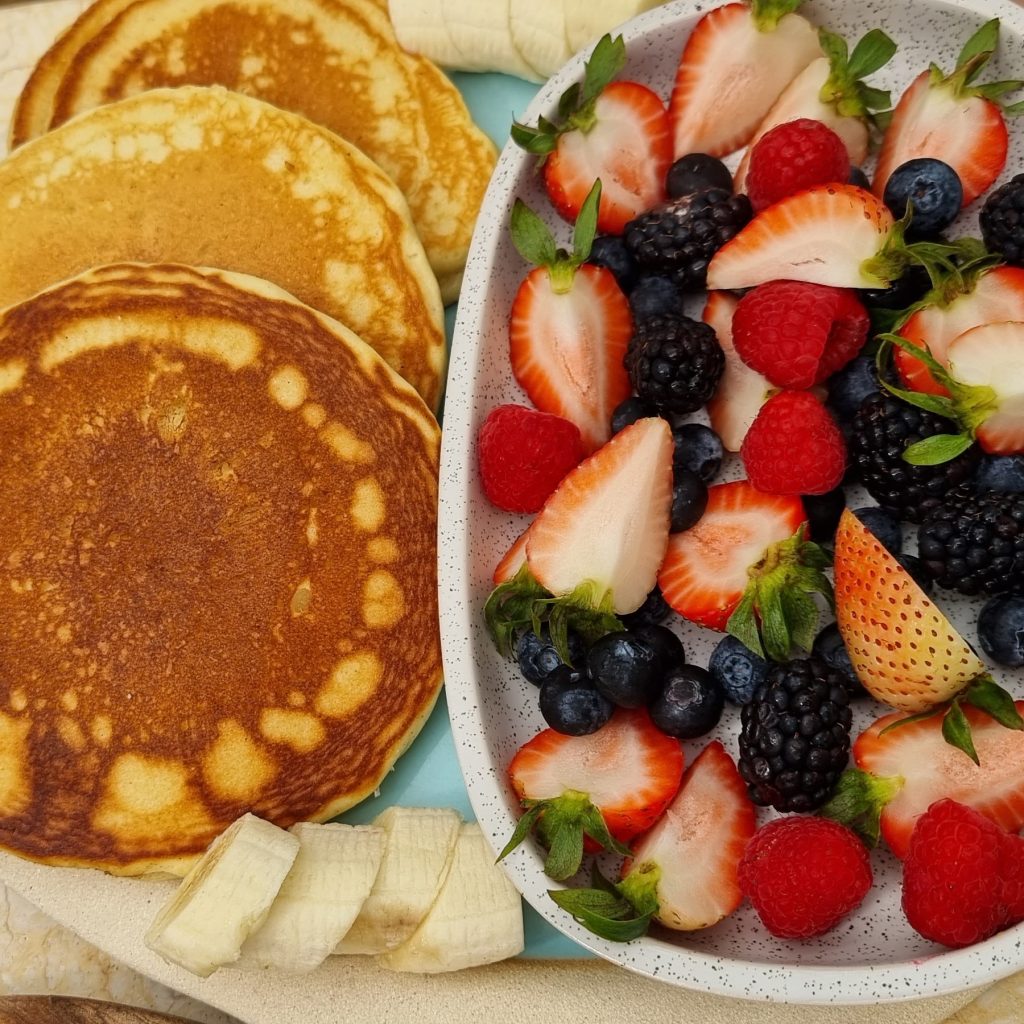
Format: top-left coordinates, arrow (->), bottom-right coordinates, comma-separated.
817,27 -> 897,120
548,863 -> 659,942
942,698 -> 980,765
925,19 -> 1023,107
964,677 -> 1024,731
818,769 -> 904,847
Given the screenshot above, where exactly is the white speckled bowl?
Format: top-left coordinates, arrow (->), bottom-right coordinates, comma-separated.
439,0 -> 1024,1005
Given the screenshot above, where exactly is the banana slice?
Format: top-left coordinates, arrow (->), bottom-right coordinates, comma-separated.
510,0 -> 572,79
334,806 -> 461,955
563,0 -> 665,54
377,823 -> 524,973
440,0 -> 541,80
388,0 -> 464,68
236,823 -> 386,973
144,814 -> 299,978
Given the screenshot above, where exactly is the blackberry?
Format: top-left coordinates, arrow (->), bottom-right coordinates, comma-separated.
738,656 -> 853,813
848,393 -> 980,523
624,188 -> 751,290
980,173 -> 1024,266
917,488 -> 1024,597
625,313 -> 724,414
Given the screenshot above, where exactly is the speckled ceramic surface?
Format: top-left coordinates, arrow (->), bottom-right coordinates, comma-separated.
439,0 -> 1024,1005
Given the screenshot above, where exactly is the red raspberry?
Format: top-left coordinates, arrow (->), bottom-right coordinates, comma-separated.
740,391 -> 846,495
732,281 -> 870,390
477,404 -> 584,513
738,817 -> 872,939
902,799 -> 1024,949
746,118 -> 851,212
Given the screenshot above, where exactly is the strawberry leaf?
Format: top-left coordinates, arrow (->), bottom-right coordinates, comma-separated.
1004,99 -> 1024,117
580,35 -> 627,108
942,699 -> 980,765
903,433 -> 975,465
964,677 -> 1024,730
974,79 -> 1024,100
509,121 -> 557,155
571,180 -> 602,265
510,199 -> 559,267
957,18 -> 1000,72
484,565 -> 550,656
878,706 -> 943,737
779,587 -> 820,653
818,768 -> 904,848
726,591 -> 766,660
750,0 -> 806,32
847,28 -> 899,79
549,864 -> 655,942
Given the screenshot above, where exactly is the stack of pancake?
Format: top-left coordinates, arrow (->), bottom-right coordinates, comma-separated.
0,0 -> 493,875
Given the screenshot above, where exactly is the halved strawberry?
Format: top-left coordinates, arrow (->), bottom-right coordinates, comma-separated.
658,480 -> 830,661
873,20 -> 1024,206
513,35 -> 671,233
500,707 -> 685,881
703,290 -> 772,451
493,526 -> 531,585
668,0 -> 821,159
509,183 -> 633,453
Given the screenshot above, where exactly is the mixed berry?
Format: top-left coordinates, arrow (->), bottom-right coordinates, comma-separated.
481,2 -> 1024,952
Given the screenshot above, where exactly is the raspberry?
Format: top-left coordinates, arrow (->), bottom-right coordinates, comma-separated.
902,799 -> 1024,948
746,119 -> 851,212
738,817 -> 872,939
732,281 -> 869,390
740,391 -> 847,495
477,404 -> 583,513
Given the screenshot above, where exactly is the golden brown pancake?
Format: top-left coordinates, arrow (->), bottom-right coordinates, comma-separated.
0,262 -> 442,876
10,0 -> 498,304
0,84 -> 446,411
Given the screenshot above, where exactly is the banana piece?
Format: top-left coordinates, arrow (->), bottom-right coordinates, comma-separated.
334,806 -> 461,955
144,814 -> 299,978
236,823 -> 386,973
377,823 -> 524,973
510,0 -> 572,79
563,0 -> 665,54
440,0 -> 542,80
388,0 -> 464,68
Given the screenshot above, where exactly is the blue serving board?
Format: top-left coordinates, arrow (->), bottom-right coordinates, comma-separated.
340,71 -> 589,960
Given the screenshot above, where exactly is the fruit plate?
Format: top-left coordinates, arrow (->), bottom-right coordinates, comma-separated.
439,0 -> 1024,1005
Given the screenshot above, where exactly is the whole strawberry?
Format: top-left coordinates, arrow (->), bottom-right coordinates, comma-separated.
740,391 -> 847,495
738,817 -> 872,939
477,404 -> 584,513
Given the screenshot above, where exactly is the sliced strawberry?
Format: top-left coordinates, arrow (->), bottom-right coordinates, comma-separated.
501,707 -> 685,880
493,526 -> 531,585
526,417 -> 673,615
703,291 -> 771,451
854,703 -> 1024,859
513,35 -> 671,233
873,21 -> 1023,206
509,185 -> 633,453
668,0 -> 821,159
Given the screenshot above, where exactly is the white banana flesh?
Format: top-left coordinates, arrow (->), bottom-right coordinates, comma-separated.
334,806 -> 461,955
388,0 -> 464,68
378,823 -> 525,974
236,823 -> 386,974
509,0 -> 571,79
563,0 -> 664,54
441,0 -> 542,80
144,814 -> 299,978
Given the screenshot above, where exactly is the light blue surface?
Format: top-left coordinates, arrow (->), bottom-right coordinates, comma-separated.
340,70 -> 590,960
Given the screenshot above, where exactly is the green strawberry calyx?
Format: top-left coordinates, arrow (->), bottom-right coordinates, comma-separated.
929,19 -> 1024,113
818,769 -> 904,847
749,0 -> 806,33
548,863 -> 659,942
817,27 -> 897,124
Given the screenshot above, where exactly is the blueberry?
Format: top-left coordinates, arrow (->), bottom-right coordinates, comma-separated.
827,356 -> 880,422
629,275 -> 682,320
976,454 -> 1024,494
883,158 -> 963,237
649,665 -> 724,738
671,468 -> 708,532
516,627 -> 586,686
811,622 -> 865,697
666,153 -> 733,198
802,487 -> 846,545
629,623 -> 686,673
589,235 -> 639,292
671,422 -> 724,482
539,666 -> 614,735
978,594 -> 1024,667
852,506 -> 902,556
621,585 -> 671,627
611,396 -> 658,435
586,631 -> 663,708
708,635 -> 768,705
849,166 -> 871,190
896,552 -> 934,596
860,263 -> 932,312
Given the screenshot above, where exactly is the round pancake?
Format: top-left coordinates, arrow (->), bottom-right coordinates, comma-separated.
0,84 -> 446,411
10,0 -> 498,305
0,262 -> 442,876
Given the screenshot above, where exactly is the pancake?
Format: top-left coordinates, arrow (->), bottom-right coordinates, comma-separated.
10,0 -> 498,304
0,84 -> 446,412
0,262 -> 442,876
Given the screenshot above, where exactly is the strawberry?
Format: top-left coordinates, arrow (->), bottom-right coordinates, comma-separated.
738,817 -> 872,939
703,290 -> 772,452
509,182 -> 633,453
668,0 -> 821,159
873,20 -> 1024,208
740,390 -> 847,495
732,281 -> 870,389
500,708 -> 685,881
513,35 -> 671,234
548,741 -> 755,939
493,526 -> 531,586
658,480 -> 831,660
733,28 -> 897,190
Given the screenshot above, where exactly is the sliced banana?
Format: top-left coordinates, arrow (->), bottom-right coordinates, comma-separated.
510,0 -> 572,79
236,823 -> 386,973
388,0 -> 464,68
563,0 -> 665,54
378,822 -> 524,973
144,814 -> 299,978
440,0 -> 541,80
334,806 -> 461,955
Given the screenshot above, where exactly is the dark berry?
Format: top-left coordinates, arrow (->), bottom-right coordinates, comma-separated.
882,158 -> 963,237
539,667 -> 614,735
671,467 -> 709,532
851,506 -> 902,556
628,275 -> 683,320
629,623 -> 686,673
649,665 -> 724,739
976,454 -> 1024,494
666,153 -> 734,198
671,422 -> 724,482
859,263 -> 932,312
980,173 -> 1024,266
811,622 -> 865,698
516,627 -> 586,686
621,585 -> 671,627
586,631 -> 663,708
589,235 -> 639,291
611,396 -> 658,435
849,166 -> 871,190
708,635 -> 768,705
977,594 -> 1024,667
895,553 -> 934,596
802,487 -> 846,545
826,356 -> 879,423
